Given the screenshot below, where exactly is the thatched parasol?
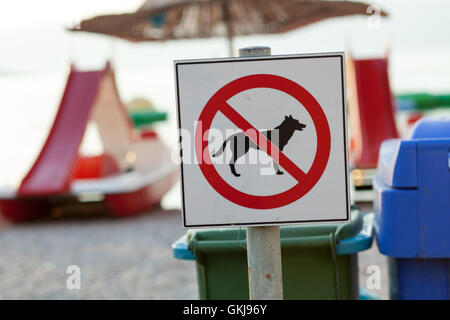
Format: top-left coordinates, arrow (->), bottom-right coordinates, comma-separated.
70,0 -> 387,55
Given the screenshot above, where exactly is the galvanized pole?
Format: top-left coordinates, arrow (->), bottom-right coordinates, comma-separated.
239,46 -> 284,300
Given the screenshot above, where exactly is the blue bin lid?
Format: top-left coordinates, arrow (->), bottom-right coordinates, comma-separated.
376,116 -> 450,189
376,139 -> 417,188
172,212 -> 375,260
410,116 -> 450,139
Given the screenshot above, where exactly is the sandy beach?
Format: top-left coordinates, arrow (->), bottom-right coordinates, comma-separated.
0,206 -> 388,300
0,209 -> 197,299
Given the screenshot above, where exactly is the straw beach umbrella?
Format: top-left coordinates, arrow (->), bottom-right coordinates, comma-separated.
70,0 -> 387,55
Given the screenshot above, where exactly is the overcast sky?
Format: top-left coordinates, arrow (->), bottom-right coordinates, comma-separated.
1,0 -> 450,72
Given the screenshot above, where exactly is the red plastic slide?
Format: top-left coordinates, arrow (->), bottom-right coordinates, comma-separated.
18,68 -> 104,196
347,57 -> 399,168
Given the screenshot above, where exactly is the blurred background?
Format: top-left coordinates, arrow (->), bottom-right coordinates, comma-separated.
0,0 -> 449,300
1,0 -> 449,208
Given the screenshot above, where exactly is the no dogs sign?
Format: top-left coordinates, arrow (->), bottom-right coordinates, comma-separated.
175,52 -> 350,228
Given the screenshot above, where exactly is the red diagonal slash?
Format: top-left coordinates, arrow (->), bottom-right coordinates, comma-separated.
218,102 -> 307,182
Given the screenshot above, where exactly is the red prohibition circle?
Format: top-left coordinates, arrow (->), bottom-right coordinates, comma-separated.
195,74 -> 331,209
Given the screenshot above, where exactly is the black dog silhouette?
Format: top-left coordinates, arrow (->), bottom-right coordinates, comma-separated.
212,115 -> 306,177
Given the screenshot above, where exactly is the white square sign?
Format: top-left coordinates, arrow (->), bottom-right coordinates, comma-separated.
174,52 -> 350,228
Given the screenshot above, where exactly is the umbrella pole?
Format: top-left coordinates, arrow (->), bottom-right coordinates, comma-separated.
227,35 -> 234,57
221,0 -> 234,57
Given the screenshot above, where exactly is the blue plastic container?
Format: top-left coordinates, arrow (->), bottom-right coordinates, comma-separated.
374,117 -> 450,299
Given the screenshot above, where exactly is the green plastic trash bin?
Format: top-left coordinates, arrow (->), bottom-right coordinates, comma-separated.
173,209 -> 374,300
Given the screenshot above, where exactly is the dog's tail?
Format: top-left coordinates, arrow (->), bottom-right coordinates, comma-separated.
212,136 -> 232,157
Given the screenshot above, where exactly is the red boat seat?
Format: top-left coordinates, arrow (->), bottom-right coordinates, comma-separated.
72,153 -> 120,180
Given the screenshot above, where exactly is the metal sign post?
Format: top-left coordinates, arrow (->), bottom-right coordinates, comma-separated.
239,46 -> 284,300
246,225 -> 284,299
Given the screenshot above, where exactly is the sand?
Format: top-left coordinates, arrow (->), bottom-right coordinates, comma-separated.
0,207 -> 388,299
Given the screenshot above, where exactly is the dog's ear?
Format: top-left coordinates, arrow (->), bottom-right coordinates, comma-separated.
289,115 -> 293,119
285,115 -> 288,120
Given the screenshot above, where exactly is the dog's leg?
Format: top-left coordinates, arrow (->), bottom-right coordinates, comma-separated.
266,129 -> 283,175
229,162 -> 240,177
229,135 -> 241,177
273,161 -> 284,175
274,131 -> 284,175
